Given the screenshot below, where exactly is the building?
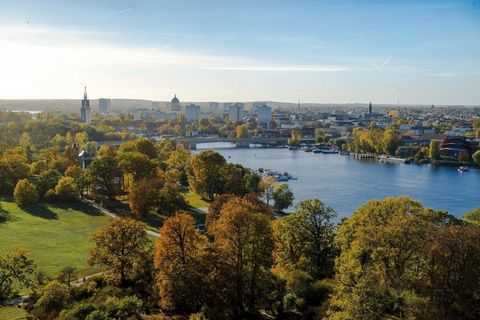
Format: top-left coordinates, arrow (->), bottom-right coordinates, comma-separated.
80,86 -> 91,123
185,104 -> 201,122
256,104 -> 272,124
208,102 -> 219,112
99,98 -> 111,114
228,103 -> 244,122
170,94 -> 181,112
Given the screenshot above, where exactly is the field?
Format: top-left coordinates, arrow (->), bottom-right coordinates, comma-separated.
0,199 -> 110,278
0,306 -> 28,320
183,191 -> 208,209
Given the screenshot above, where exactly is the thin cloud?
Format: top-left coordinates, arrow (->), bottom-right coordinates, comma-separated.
371,56 -> 391,71
203,65 -> 348,72
105,8 -> 132,18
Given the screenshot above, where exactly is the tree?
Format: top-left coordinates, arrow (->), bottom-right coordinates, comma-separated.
89,218 -> 150,285
13,179 -> 39,206
57,266 -> 76,287
382,126 -> 401,155
260,176 -> 277,205
209,197 -> 275,315
156,183 -> 187,216
288,129 -> 301,146
0,249 -> 36,303
35,168 -> 62,199
32,280 -> 70,319
429,140 -> 441,161
472,150 -> 480,165
65,165 -> 87,198
55,176 -> 77,201
87,149 -> 119,200
421,225 -> 480,320
273,183 -> 294,212
274,199 -> 337,279
187,150 -> 226,201
117,151 -> 157,181
154,212 -> 206,313
327,197 -> 450,320
236,124 -> 248,138
128,178 -> 160,217
165,148 -> 190,186
0,150 -> 30,194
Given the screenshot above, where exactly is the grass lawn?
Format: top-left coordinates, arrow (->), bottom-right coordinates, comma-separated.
0,306 -> 28,320
183,191 -> 208,209
0,199 -> 110,279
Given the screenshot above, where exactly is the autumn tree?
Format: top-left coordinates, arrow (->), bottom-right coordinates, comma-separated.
236,124 -> 248,138
429,139 -> 441,161
14,179 -> 39,206
209,197 -> 275,316
327,197 -> 448,320
65,165 -> 87,198
165,148 -> 190,186
0,249 -> 36,302
128,178 -> 161,217
89,218 -> 150,285
274,199 -> 337,279
260,176 -> 277,205
0,149 -> 30,194
187,150 -> 226,201
156,183 -> 187,216
55,176 -> 77,201
31,280 -> 70,319
273,183 -> 294,212
473,150 -> 480,165
117,151 -> 157,181
287,129 -> 301,146
154,212 -> 206,313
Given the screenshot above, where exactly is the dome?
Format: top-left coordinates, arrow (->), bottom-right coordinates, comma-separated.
171,94 -> 180,104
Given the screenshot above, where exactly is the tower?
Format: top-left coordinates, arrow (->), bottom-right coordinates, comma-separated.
170,94 -> 181,112
368,102 -> 372,114
81,86 -> 91,123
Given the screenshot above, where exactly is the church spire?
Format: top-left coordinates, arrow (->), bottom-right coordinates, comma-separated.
84,86 -> 88,99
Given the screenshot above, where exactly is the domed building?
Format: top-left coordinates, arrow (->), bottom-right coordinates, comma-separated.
170,94 -> 181,112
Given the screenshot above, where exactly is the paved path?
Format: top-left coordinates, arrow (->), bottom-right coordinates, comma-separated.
83,199 -> 161,238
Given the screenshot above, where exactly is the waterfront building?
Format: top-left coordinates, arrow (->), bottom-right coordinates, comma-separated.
99,98 -> 111,114
80,86 -> 91,123
170,94 -> 182,112
185,104 -> 201,122
256,104 -> 272,124
439,136 -> 478,161
229,103 -> 244,122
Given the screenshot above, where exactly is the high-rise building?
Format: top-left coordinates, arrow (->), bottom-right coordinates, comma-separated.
229,103 -> 244,122
170,94 -> 181,111
99,98 -> 111,114
185,104 -> 201,122
80,86 -> 91,123
256,104 -> 272,124
209,102 -> 219,112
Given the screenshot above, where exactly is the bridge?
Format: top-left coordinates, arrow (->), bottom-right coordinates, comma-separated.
181,136 -> 317,149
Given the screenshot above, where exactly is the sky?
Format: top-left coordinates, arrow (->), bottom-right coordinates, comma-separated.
0,0 -> 479,104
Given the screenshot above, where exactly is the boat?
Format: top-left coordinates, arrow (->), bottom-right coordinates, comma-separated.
312,148 -> 322,154
378,155 -> 410,164
340,150 -> 350,155
322,149 -> 338,154
302,146 -> 314,152
288,146 -> 299,150
458,166 -> 469,172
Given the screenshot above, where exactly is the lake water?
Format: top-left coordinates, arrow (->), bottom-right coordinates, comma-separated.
196,143 -> 479,219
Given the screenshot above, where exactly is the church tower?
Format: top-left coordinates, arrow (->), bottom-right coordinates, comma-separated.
81,86 -> 91,123
368,102 -> 373,114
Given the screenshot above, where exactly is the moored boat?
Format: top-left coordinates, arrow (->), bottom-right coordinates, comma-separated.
458,166 -> 469,172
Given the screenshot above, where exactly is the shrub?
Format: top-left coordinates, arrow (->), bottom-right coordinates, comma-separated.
13,179 -> 39,206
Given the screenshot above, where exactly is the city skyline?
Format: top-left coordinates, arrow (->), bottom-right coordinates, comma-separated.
0,0 -> 479,104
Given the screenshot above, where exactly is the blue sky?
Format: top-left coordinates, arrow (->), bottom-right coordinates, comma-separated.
0,0 -> 479,104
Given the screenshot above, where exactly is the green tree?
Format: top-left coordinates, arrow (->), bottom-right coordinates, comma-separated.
273,183 -> 294,212
0,249 -> 36,302
472,150 -> 480,165
32,280 -> 70,319
274,199 -> 337,279
187,150 -> 226,201
35,168 -> 62,199
156,183 -> 187,216
463,208 -> 480,225
429,140 -> 441,161
13,179 -> 39,206
0,150 -> 30,194
55,176 -> 77,201
57,266 -> 76,287
89,218 -> 150,285
87,148 -> 119,200
128,178 -> 161,217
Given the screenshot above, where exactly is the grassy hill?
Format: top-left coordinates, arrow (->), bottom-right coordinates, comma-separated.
0,199 -> 110,278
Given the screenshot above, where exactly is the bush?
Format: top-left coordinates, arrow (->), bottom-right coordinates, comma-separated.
13,179 -> 39,206
44,189 -> 57,202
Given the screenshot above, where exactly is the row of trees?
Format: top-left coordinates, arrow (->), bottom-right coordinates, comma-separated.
11,195 -> 479,319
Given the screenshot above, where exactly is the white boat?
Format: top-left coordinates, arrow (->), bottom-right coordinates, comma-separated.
458,166 -> 469,172
322,149 -> 338,154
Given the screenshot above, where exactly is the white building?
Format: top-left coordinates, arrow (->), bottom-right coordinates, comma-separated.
256,104 -> 272,124
228,103 -> 244,122
99,98 -> 111,114
185,104 -> 201,122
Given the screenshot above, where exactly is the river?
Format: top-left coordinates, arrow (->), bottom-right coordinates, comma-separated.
196,143 -> 479,219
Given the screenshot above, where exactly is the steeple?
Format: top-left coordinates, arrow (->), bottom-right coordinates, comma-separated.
84,86 -> 88,99
81,86 -> 91,124
368,102 -> 372,114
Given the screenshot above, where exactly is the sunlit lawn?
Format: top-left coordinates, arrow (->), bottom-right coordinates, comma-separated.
183,191 -> 209,209
0,306 -> 28,320
0,199 -> 110,279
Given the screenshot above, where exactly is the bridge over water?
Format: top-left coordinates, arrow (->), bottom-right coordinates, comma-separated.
182,136 -> 316,149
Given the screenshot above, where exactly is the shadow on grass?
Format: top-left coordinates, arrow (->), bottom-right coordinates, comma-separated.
49,201 -> 104,217
23,203 -> 58,220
